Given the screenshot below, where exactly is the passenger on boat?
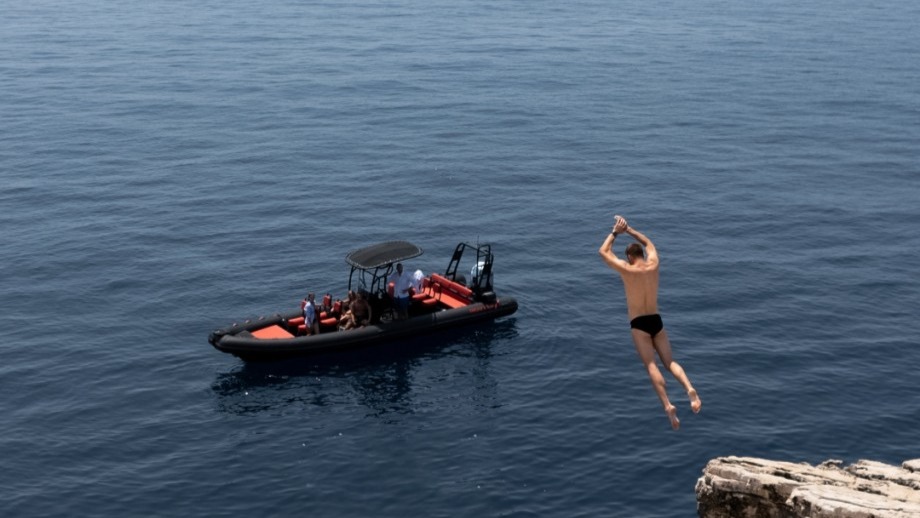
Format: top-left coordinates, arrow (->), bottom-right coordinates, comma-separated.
337,290 -> 358,330
388,263 -> 413,320
350,290 -> 372,328
412,269 -> 425,294
338,310 -> 354,330
303,292 -> 320,335
342,290 -> 357,312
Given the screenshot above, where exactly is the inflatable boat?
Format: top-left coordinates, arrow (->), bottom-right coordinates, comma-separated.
208,241 -> 518,361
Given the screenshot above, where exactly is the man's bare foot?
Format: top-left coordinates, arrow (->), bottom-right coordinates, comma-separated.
688,389 -> 702,413
665,405 -> 680,430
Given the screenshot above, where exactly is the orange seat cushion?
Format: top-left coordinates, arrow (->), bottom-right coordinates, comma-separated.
439,292 -> 469,309
430,274 -> 473,299
252,325 -> 295,340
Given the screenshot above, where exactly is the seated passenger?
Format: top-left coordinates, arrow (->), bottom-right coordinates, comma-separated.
350,290 -> 372,328
338,310 -> 354,330
342,290 -> 356,313
337,290 -> 359,330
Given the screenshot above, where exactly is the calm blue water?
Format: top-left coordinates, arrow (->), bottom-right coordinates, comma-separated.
3,0 -> 919,516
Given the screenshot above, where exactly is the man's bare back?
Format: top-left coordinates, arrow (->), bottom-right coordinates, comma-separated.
599,215 -> 701,430
617,262 -> 660,320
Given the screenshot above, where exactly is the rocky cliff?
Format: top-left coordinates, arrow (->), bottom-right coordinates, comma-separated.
696,456 -> 920,518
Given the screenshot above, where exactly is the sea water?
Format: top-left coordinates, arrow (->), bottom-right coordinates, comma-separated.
2,0 -> 919,516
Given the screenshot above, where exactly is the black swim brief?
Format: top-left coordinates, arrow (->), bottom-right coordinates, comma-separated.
630,314 -> 664,337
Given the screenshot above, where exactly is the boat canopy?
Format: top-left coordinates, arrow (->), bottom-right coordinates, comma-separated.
345,241 -> 424,270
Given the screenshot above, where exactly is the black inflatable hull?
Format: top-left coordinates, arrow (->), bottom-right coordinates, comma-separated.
209,297 -> 518,361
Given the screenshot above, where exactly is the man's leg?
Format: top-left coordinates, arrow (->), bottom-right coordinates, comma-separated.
652,329 -> 702,413
632,329 -> 680,430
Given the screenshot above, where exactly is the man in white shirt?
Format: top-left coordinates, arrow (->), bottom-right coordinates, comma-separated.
388,263 -> 413,320
303,292 -> 319,335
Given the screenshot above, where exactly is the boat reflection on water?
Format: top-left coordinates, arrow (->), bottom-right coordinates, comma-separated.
211,319 -> 518,417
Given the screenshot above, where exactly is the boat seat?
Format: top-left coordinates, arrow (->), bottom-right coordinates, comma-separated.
412,278 -> 432,301
421,284 -> 440,306
319,301 -> 342,327
429,273 -> 473,308
430,273 -> 473,297
412,278 -> 439,306
417,283 -> 440,308
438,291 -> 469,309
288,316 -> 305,326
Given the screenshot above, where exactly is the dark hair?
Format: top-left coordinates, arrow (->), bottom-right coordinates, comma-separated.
625,243 -> 644,260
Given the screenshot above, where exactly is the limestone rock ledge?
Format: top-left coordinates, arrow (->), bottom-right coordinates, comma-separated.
696,456 -> 920,518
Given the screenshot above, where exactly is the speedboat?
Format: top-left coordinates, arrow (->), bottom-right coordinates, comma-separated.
208,241 -> 518,361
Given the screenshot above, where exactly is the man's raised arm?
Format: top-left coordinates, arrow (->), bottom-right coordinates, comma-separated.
623,223 -> 658,264
599,217 -> 630,271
